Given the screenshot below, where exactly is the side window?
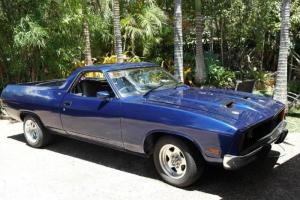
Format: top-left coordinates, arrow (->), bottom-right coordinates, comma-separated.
82,72 -> 105,80
71,71 -> 115,98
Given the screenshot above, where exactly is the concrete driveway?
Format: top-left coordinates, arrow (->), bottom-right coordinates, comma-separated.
0,120 -> 299,200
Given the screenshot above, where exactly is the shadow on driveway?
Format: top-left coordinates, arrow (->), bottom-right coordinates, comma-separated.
9,133 -> 300,200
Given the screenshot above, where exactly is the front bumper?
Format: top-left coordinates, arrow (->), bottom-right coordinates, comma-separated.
223,121 -> 288,170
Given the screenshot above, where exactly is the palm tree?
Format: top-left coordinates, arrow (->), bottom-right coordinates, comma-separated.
82,1 -> 92,65
174,0 -> 184,82
83,18 -> 93,65
113,0 -> 123,63
273,0 -> 291,107
121,2 -> 167,55
194,0 -> 206,84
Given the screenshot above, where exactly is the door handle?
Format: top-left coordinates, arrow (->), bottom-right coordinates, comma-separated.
63,101 -> 72,107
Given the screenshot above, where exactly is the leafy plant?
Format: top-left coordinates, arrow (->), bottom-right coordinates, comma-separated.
121,1 -> 167,55
203,53 -> 235,88
183,66 -> 193,85
235,68 -> 273,89
14,16 -> 48,49
206,64 -> 236,89
102,54 -> 118,64
102,52 -> 142,64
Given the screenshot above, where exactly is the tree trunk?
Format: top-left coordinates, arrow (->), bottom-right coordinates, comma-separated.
194,0 -> 206,84
174,0 -> 184,82
82,0 -> 92,66
113,0 -> 123,63
273,0 -> 291,107
210,20 -> 214,52
288,56 -> 292,81
220,18 -> 224,66
83,18 -> 93,65
28,50 -> 36,82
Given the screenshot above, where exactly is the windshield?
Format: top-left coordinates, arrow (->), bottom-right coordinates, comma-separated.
107,67 -> 179,97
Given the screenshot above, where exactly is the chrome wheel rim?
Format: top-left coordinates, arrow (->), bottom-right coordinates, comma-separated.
159,144 -> 187,179
24,119 -> 41,144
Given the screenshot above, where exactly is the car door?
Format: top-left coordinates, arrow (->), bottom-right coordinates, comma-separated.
60,71 -> 123,148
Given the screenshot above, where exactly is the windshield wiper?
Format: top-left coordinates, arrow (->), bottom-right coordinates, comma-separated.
143,84 -> 165,98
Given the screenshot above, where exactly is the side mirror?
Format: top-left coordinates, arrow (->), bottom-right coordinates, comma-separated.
97,91 -> 110,100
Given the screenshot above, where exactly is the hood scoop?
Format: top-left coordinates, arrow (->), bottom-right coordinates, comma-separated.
224,101 -> 234,108
146,87 -> 284,128
243,96 -> 251,100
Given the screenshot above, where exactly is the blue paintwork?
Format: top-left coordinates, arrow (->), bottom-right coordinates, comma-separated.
0,62 -> 285,163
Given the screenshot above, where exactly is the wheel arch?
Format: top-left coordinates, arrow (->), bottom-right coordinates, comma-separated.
143,130 -> 204,158
20,111 -> 43,124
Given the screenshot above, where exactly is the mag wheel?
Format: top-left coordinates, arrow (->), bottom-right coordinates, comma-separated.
23,116 -> 52,148
153,136 -> 204,188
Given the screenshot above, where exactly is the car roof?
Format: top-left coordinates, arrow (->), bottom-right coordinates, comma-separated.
79,62 -> 159,72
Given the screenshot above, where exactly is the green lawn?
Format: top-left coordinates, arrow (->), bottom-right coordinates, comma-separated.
286,108 -> 300,133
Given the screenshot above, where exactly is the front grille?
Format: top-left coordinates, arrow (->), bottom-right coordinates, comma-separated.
241,109 -> 285,151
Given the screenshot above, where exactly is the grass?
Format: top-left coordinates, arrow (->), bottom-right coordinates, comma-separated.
286,108 -> 300,133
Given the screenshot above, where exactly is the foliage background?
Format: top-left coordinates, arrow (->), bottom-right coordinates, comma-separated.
0,0 -> 300,91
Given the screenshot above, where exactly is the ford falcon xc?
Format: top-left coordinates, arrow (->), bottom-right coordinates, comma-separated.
0,62 -> 288,187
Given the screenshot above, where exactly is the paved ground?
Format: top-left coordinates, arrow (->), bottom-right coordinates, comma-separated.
0,120 -> 299,200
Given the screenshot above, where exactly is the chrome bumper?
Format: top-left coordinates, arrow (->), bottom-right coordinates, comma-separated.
223,121 -> 288,170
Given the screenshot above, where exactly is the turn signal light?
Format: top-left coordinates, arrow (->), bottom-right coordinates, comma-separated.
206,147 -> 221,157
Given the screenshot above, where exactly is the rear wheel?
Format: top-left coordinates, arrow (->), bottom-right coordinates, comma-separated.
23,116 -> 53,148
153,136 -> 204,188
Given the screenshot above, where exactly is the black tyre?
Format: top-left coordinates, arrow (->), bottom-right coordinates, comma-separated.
258,144 -> 272,159
23,115 -> 53,148
153,136 -> 204,187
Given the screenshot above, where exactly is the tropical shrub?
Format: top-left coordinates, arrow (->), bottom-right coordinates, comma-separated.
183,66 -> 193,85
101,52 -> 142,64
206,64 -> 236,89
236,68 -> 273,90
204,53 -> 235,88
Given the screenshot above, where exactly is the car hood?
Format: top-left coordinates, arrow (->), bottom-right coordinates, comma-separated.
147,87 -> 285,130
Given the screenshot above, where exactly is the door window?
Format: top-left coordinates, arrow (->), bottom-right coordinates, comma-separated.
71,71 -> 115,97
